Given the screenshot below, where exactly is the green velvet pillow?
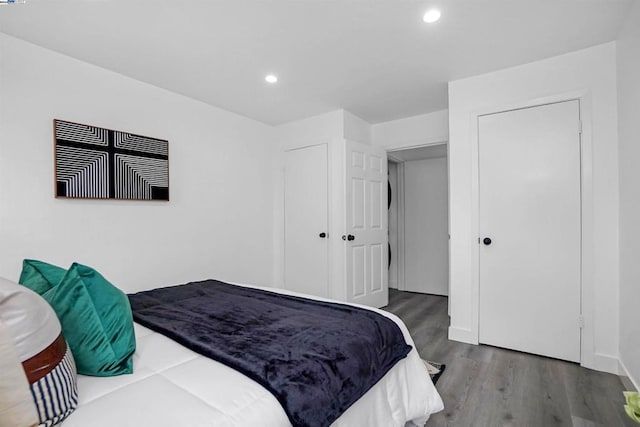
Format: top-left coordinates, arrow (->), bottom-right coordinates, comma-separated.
40,263 -> 136,377
18,259 -> 67,295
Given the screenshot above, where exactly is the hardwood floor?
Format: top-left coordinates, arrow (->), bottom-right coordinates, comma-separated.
382,289 -> 635,427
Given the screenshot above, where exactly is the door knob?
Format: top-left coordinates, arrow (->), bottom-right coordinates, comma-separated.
483,237 -> 492,246
347,234 -> 355,241
319,232 -> 327,238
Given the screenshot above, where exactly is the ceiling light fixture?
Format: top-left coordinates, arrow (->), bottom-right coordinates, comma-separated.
265,74 -> 278,84
423,9 -> 441,24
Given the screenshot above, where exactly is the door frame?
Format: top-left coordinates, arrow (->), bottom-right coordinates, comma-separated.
386,160 -> 400,290
467,90 -> 597,370
283,142 -> 332,299
387,142 -> 449,295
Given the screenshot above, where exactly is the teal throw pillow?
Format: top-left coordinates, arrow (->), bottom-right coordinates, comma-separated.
18,259 -> 66,295
40,263 -> 136,377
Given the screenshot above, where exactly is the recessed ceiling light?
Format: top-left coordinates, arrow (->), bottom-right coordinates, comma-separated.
265,74 -> 278,84
423,9 -> 441,24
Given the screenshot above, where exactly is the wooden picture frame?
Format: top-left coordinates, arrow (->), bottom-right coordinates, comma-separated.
54,119 -> 169,201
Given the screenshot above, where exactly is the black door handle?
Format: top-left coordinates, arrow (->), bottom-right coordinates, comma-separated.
342,234 -> 355,241
319,232 -> 327,238
483,237 -> 492,246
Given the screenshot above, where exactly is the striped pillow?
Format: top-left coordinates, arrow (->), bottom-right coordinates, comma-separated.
0,320 -> 38,427
29,346 -> 78,427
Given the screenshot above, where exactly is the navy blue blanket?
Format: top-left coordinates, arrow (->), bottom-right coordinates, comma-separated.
128,280 -> 411,427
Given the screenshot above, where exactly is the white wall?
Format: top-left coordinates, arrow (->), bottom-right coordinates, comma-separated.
448,42 -> 620,373
274,110 -> 345,148
403,157 -> 449,296
372,110 -> 449,151
617,1 -> 640,390
343,110 -> 372,145
0,34 -> 276,293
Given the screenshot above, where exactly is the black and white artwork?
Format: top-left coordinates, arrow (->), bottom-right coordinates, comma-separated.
54,120 -> 169,201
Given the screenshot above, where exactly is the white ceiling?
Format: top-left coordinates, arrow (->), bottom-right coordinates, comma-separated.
0,0 -> 632,125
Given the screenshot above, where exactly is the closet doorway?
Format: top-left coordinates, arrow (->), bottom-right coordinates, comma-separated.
388,144 -> 449,296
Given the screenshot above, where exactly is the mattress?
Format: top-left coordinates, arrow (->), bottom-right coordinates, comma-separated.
63,284 -> 444,426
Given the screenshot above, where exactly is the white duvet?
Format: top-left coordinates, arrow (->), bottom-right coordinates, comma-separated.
63,285 -> 444,426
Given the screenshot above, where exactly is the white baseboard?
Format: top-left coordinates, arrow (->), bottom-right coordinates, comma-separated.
619,358 -> 640,392
592,353 -> 622,375
448,326 -> 477,344
446,332 -> 637,386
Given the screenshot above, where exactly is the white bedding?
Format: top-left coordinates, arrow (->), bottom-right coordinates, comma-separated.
63,285 -> 444,426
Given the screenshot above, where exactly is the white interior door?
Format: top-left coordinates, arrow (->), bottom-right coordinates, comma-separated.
478,100 -> 581,362
345,140 -> 388,308
284,144 -> 329,297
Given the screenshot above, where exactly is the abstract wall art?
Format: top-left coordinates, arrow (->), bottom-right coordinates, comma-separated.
54,120 -> 169,201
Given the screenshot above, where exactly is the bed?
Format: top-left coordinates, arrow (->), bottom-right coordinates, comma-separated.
62,281 -> 444,426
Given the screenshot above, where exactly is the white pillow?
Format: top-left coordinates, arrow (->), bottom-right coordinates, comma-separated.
0,276 -> 78,426
0,276 -> 60,361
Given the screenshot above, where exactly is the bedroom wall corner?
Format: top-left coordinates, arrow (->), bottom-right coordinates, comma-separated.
271,110 -> 346,290
272,109 -> 374,297
343,110 -> 372,145
616,0 -> 640,390
448,42 -> 620,373
0,33 -> 278,293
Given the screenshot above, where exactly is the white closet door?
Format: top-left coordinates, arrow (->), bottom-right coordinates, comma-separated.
344,140 -> 388,308
478,100 -> 581,363
284,144 -> 329,297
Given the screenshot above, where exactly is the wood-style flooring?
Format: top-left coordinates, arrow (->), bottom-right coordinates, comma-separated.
382,289 -> 634,427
